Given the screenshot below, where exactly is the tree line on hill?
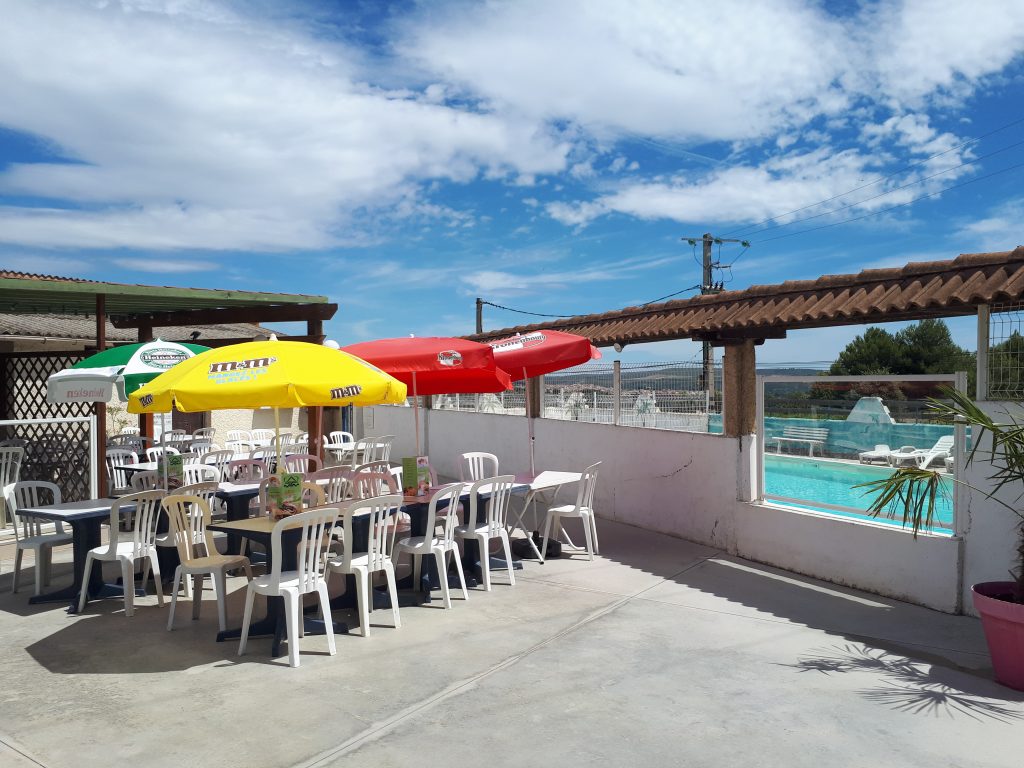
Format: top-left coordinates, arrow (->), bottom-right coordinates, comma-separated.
807,318 -> 1023,402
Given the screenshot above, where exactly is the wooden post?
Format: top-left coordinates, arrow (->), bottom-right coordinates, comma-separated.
723,340 -> 756,437
96,294 -> 108,497
137,324 -> 154,442
306,318 -> 325,459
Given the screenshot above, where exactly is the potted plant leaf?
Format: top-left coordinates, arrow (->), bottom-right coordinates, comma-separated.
858,388 -> 1024,690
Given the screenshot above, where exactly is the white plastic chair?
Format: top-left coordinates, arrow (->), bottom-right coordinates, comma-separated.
352,470 -> 399,499
393,484 -> 468,609
190,440 -> 219,455
226,458 -> 268,483
106,448 -> 139,494
227,429 -> 253,445
541,463 -> 601,562
283,453 -> 322,475
326,431 -> 355,465
183,463 -> 219,486
164,494 -> 252,632
146,445 -> 180,462
78,490 -> 166,616
238,506 -> 339,667
455,476 -> 516,590
0,447 -> 24,526
192,427 -> 216,442
460,452 -> 499,482
162,429 -> 189,446
107,433 -> 144,453
309,466 -> 354,504
251,429 -> 275,447
156,481 -> 220,557
249,446 -> 277,466
329,430 -> 354,447
271,433 -> 295,451
4,481 -> 73,595
130,470 -> 163,491
351,436 -> 393,467
355,460 -> 393,477
120,426 -> 141,436
327,494 -> 402,637
202,449 -> 235,481
225,440 -> 252,455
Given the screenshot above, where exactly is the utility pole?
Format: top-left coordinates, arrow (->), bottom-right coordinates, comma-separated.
681,233 -> 749,408
701,233 -> 715,399
475,298 -> 483,334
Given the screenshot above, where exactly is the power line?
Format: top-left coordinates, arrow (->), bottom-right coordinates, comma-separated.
479,300 -> 579,319
641,283 -> 702,306
723,114 -> 1024,238
739,136 -> 1024,239
753,159 -> 1024,244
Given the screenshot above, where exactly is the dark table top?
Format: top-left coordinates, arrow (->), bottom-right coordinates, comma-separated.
16,498 -> 132,523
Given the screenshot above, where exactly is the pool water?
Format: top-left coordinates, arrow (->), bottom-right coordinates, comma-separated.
764,454 -> 954,530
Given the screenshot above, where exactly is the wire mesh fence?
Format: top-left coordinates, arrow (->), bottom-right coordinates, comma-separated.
425,361 -> 723,433
989,301 -> 1024,399
431,379 -> 528,414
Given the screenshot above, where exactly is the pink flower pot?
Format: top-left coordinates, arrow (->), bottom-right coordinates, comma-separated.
972,581 -> 1024,691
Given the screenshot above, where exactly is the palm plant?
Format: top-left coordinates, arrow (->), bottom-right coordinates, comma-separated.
857,387 -> 1024,602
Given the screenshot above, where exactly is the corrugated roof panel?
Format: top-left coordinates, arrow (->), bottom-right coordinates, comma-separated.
469,248 -> 1024,346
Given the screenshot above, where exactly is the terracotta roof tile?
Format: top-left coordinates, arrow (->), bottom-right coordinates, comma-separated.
470,247 -> 1024,346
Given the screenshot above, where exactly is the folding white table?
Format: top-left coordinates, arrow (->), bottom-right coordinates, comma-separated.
509,471 -> 582,563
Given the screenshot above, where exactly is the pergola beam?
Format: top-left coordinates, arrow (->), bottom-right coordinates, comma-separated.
111,302 -> 337,329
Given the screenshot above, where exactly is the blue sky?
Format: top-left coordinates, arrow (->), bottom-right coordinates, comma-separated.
1,0 -> 1023,366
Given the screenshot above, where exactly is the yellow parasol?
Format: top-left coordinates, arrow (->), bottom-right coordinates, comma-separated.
127,338 -> 407,476
127,338 -> 405,413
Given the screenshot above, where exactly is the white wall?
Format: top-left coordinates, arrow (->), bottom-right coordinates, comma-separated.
365,405 -> 966,612
211,407 -> 305,439
960,402 -> 1024,614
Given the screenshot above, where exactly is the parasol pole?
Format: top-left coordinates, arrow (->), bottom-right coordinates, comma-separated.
412,371 -> 421,456
525,365 -> 536,476
161,411 -> 169,490
274,406 -> 283,478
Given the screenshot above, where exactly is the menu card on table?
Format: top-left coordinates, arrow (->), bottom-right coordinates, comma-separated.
401,456 -> 431,497
267,472 -> 304,518
166,453 -> 184,491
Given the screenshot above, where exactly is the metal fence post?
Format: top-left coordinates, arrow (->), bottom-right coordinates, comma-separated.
976,304 -> 989,400
89,413 -> 98,499
613,360 -> 621,425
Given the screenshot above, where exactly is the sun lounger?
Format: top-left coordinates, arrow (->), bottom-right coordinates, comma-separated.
887,436 -> 954,469
887,445 -> 921,467
858,444 -> 891,464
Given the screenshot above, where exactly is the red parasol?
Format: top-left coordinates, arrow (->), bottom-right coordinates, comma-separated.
486,330 -> 601,474
341,337 -> 513,454
341,337 -> 512,395
487,330 -> 601,380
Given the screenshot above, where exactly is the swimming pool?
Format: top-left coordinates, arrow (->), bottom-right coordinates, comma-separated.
763,454 -> 954,531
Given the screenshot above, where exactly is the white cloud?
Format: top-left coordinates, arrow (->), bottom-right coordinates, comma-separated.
0,1 -> 569,250
400,0 -> 850,143
460,254 -> 678,296
0,0 -> 1021,253
0,252 -> 93,277
111,257 -> 220,273
545,134 -> 979,229
861,0 -> 1024,106
956,198 -> 1024,252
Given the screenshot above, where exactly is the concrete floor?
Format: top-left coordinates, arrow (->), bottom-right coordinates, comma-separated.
0,519 -> 1021,768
